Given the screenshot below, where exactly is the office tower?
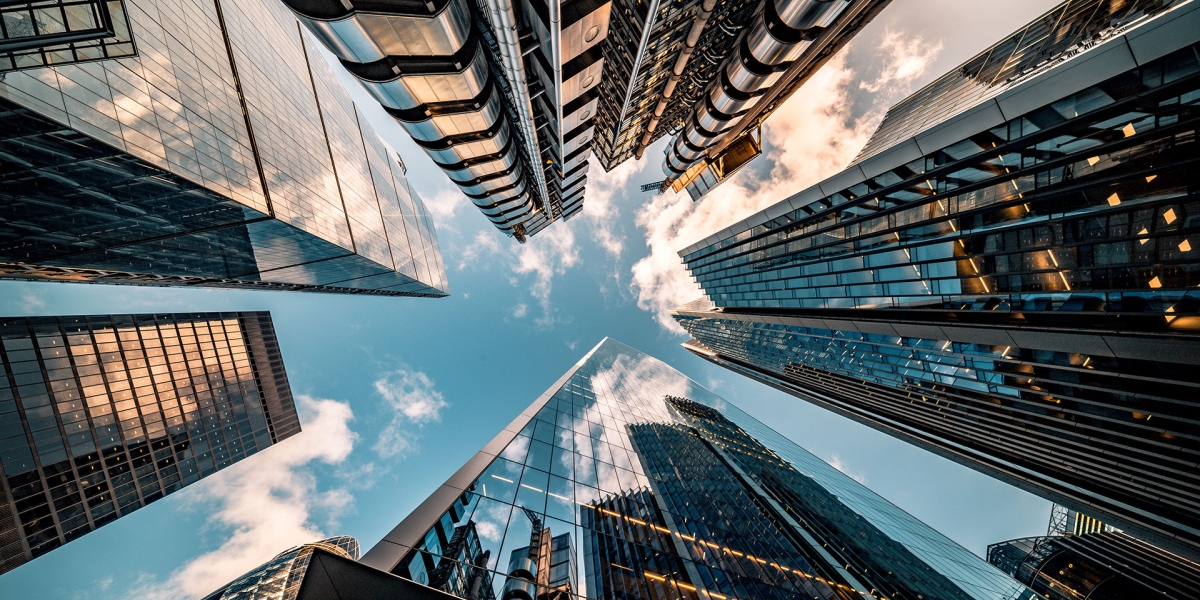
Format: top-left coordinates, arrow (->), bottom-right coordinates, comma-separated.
287,0 -> 888,240
202,536 -> 361,599
202,536 -> 472,600
672,0 -> 1200,559
1046,503 -> 1113,537
0,312 -> 300,576
283,0 -> 608,240
653,0 -> 891,200
361,338 -> 1037,600
0,0 -> 449,297
987,528 -> 1200,599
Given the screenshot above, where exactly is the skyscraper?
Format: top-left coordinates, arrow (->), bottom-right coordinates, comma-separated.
0,312 -> 300,575
672,0 -> 1200,559
987,516 -> 1200,600
201,535 -> 475,600
287,0 -> 891,240
0,0 -> 449,297
202,536 -> 362,599
361,338 -> 1038,600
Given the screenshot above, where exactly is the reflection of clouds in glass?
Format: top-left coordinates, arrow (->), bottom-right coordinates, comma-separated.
501,435 -> 529,466
475,520 -> 501,542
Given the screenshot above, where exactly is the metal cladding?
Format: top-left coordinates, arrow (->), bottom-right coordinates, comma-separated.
284,0 -> 612,242
662,0 -> 849,178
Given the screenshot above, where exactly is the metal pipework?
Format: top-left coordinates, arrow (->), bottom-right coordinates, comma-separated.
662,0 -> 849,177
484,0 -> 552,223
634,0 -> 718,160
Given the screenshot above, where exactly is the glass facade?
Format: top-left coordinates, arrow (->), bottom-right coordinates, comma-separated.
987,531 -> 1200,600
0,0 -> 137,73
366,338 -> 1036,600
0,0 -> 448,296
855,0 -> 1192,164
672,1 -> 1200,561
0,312 -> 301,575
202,536 -> 361,600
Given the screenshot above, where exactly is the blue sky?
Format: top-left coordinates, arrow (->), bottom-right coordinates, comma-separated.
1,1 -> 1062,597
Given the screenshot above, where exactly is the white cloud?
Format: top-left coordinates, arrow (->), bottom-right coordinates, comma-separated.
133,396 -> 356,600
458,230 -> 502,271
859,29 -> 944,94
630,38 -> 942,331
373,367 -> 449,458
475,520 -> 501,542
512,226 -> 579,327
579,156 -> 643,258
455,225 -> 578,327
511,303 -> 529,318
421,188 -> 469,231
827,454 -> 868,485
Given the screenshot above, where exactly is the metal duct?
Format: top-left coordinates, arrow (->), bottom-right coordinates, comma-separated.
662,0 -> 849,177
284,0 -> 542,238
634,0 -> 718,159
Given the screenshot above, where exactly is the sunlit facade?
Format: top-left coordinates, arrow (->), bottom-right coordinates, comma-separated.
202,536 -> 360,600
0,312 -> 300,576
0,0 -> 448,296
673,0 -> 1200,560
361,338 -> 1036,600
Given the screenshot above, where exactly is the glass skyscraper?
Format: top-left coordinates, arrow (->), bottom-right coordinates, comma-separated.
0,312 -> 301,575
202,536 -> 361,600
360,338 -> 1037,600
0,0 -> 448,297
672,0 -> 1200,560
987,530 -> 1200,600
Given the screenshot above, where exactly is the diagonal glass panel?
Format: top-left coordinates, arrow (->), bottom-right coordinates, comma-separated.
386,339 -> 1038,600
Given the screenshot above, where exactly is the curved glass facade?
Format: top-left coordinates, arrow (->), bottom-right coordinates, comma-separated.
202,536 -> 361,600
370,339 -> 1034,600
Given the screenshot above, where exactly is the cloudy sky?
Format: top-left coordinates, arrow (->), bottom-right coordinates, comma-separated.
1,1 -> 1063,597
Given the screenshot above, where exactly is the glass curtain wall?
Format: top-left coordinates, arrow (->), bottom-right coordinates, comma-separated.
387,339 -> 1035,600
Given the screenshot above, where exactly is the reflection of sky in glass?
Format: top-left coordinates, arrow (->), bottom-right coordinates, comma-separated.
395,338 -> 1033,600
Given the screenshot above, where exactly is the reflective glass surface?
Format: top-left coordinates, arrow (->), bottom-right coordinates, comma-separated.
393,339 -> 1034,600
672,32 -> 1200,556
0,312 -> 300,575
681,43 -> 1200,314
203,536 -> 361,600
0,0 -> 447,296
855,0 -> 1191,163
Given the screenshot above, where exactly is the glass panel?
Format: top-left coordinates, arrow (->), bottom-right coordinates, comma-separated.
394,340 -> 1035,600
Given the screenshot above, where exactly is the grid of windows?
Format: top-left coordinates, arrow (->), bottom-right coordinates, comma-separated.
0,312 -> 300,575
0,0 -> 448,296
387,339 -> 1033,600
682,43 -> 1200,312
0,0 -> 136,73
671,17 -> 1200,559
202,535 -> 360,600
855,0 -> 1192,164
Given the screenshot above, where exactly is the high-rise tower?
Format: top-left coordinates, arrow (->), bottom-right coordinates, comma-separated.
287,0 -> 892,240
987,506 -> 1200,600
361,338 -> 1037,600
0,312 -> 300,576
0,0 -> 448,296
672,0 -> 1200,559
